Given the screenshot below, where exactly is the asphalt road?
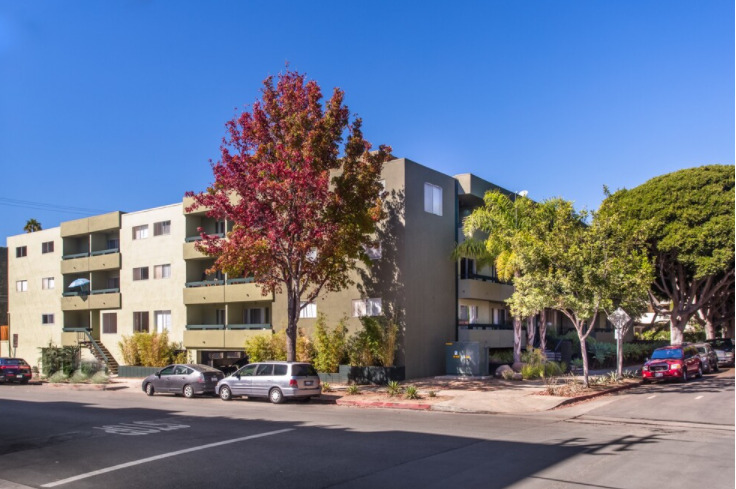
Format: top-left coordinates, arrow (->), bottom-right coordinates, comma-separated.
0,372 -> 733,489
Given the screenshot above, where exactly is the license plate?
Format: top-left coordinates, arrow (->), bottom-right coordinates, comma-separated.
305,381 -> 313,386
17,374 -> 24,378
655,373 -> 663,377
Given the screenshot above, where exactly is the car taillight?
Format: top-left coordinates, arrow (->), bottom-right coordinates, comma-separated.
289,379 -> 298,387
197,374 -> 205,383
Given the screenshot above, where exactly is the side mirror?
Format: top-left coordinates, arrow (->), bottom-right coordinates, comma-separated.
235,373 -> 241,379
156,372 -> 161,378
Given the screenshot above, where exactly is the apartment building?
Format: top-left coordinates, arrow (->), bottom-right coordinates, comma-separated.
8,158 -> 579,378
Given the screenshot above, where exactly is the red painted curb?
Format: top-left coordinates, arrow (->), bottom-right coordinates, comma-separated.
336,399 -> 432,410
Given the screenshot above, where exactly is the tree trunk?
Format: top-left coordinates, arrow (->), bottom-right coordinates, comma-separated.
526,316 -> 536,350
285,286 -> 299,362
538,309 -> 547,351
579,330 -> 590,387
669,316 -> 687,345
704,319 -> 716,340
513,316 -> 522,364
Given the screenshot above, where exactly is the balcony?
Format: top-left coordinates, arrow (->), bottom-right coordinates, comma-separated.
459,276 -> 513,302
61,249 -> 121,274
183,324 -> 271,349
61,289 -> 121,311
183,281 -> 225,304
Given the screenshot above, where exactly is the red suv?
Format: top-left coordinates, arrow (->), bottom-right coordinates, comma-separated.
0,357 -> 32,384
642,345 -> 703,383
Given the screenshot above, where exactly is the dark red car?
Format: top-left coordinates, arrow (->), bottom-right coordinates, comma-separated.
0,358 -> 32,384
642,345 -> 703,383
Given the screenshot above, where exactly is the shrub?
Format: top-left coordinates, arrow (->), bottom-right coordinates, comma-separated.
521,364 -> 544,380
48,371 -> 69,383
521,348 -> 546,366
90,371 -> 109,384
346,385 -> 360,396
404,385 -> 419,400
386,380 -> 402,397
312,315 -> 348,373
501,369 -> 516,380
321,382 -> 333,393
80,361 -> 103,376
118,331 -> 184,367
39,343 -> 80,377
70,369 -> 90,383
347,317 -> 399,367
489,349 -> 514,364
544,361 -> 564,377
245,329 -> 312,363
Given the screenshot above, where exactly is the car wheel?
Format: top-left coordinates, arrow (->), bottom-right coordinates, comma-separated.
714,363 -> 719,372
681,369 -> 688,382
269,387 -> 284,404
183,384 -> 194,399
145,383 -> 155,396
697,365 -> 703,378
219,386 -> 232,401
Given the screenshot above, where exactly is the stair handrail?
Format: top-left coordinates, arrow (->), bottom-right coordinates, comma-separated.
66,328 -> 111,367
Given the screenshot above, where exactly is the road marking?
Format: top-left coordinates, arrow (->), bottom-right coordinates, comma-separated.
647,395 -> 656,399
41,428 -> 294,488
695,395 -> 704,400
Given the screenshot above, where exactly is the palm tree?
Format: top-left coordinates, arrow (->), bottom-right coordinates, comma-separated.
454,190 -> 535,364
24,219 -> 42,233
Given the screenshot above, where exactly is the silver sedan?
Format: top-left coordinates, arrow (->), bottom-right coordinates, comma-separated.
141,364 -> 224,398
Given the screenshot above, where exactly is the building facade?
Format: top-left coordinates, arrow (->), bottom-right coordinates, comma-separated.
7,158 -> 601,378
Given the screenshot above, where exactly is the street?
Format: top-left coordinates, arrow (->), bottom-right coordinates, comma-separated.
0,372 -> 733,489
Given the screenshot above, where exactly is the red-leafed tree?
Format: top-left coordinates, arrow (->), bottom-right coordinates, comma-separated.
186,70 -> 392,361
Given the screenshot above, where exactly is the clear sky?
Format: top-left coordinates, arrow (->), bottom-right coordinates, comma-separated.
1,1 -> 733,243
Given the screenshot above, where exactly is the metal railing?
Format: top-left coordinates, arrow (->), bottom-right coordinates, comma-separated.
90,248 -> 119,256
62,252 -> 89,260
62,327 -> 111,367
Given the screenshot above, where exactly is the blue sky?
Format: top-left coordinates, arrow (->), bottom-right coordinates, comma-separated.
1,1 -> 733,242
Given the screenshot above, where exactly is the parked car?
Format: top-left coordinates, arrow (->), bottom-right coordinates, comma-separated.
215,356 -> 250,376
705,338 -> 735,367
0,357 -> 32,384
216,361 -> 321,404
693,343 -> 719,373
141,364 -> 224,398
642,345 -> 703,383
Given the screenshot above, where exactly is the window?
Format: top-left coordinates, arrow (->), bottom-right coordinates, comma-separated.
16,280 -> 27,292
153,220 -> 171,236
215,220 -> 226,235
352,298 -> 382,317
132,225 -> 149,240
154,310 -> 171,333
244,307 -> 269,325
424,182 -> 443,216
42,314 -> 54,325
16,246 -> 27,258
42,277 -> 55,290
216,309 -> 226,325
107,276 -> 120,289
42,241 -> 54,254
133,267 -> 149,281
107,238 -> 120,250
133,312 -> 149,332
102,313 -> 117,334
459,305 -> 478,324
299,302 -> 317,319
153,264 -> 171,279
460,258 -> 476,279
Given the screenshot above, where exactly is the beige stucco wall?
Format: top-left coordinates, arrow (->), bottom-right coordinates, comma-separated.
7,228 -> 62,367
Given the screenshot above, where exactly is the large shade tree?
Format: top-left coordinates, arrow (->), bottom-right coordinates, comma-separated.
602,165 -> 735,344
187,70 -> 392,361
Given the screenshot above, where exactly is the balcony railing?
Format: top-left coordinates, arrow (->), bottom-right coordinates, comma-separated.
461,273 -> 510,285
62,252 -> 89,260
91,248 -> 119,256
62,288 -> 119,297
226,323 -> 271,330
185,233 -> 225,243
185,324 -> 225,330
185,280 -> 225,288
226,277 -> 254,285
459,323 -> 514,331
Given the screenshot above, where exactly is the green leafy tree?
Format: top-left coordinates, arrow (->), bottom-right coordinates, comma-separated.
454,190 -> 536,363
187,70 -> 392,361
513,198 -> 652,386
602,165 -> 735,344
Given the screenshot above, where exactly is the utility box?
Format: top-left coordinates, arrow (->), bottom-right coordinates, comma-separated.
445,341 -> 488,376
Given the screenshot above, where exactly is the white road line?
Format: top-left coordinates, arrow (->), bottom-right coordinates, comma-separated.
695,395 -> 704,400
41,428 -> 294,488
647,395 -> 657,399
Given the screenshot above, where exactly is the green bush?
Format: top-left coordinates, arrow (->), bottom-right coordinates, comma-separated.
521,348 -> 546,366
244,329 -> 312,363
312,315 -> 348,373
346,317 -> 399,367
404,385 -> 419,400
521,364 -> 545,380
90,371 -> 109,384
544,361 -> 564,377
80,361 -> 103,376
489,349 -> 514,364
346,385 -> 360,395
70,370 -> 90,383
386,380 -> 402,397
118,331 -> 185,367
39,343 -> 80,376
48,371 -> 69,383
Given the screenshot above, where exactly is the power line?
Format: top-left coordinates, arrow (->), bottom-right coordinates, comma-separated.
0,198 -> 107,216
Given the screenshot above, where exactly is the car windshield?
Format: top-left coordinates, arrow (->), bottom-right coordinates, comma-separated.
5,359 -> 27,366
651,349 -> 683,360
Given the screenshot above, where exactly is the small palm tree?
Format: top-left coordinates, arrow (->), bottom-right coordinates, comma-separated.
24,219 -> 42,233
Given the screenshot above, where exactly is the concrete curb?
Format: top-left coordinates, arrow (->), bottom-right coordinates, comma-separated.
336,398 -> 432,410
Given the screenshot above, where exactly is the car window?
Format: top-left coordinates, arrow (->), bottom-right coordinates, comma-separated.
273,364 -> 288,376
255,364 -> 274,376
696,347 -> 706,354
160,366 -> 175,375
291,364 -> 318,377
174,366 -> 188,375
238,365 -> 257,377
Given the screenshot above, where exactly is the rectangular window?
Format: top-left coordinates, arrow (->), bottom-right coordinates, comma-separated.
102,313 -> 117,334
460,258 -> 476,279
215,220 -> 226,235
153,264 -> 171,279
133,312 -> 149,333
107,276 -> 120,289
154,310 -> 171,333
42,241 -> 55,253
16,280 -> 28,292
459,305 -> 469,322
352,298 -> 382,317
107,238 -> 120,250
244,307 -> 271,325
424,183 -> 443,216
133,267 -> 149,281
153,220 -> 171,236
216,309 -> 226,325
132,225 -> 149,240
42,314 -> 54,325
16,246 -> 27,258
498,309 -> 506,326
42,277 -> 55,290
299,302 -> 317,319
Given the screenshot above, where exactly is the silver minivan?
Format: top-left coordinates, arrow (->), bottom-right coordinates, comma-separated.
215,361 -> 321,403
